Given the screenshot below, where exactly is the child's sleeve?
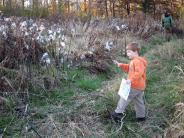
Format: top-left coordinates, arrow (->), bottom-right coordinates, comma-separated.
119,63 -> 129,73
129,61 -> 144,81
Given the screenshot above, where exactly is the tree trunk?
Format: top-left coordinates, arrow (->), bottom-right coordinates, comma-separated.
112,0 -> 115,17
32,0 -> 38,16
22,0 -> 24,10
67,0 -> 70,13
105,0 -> 108,17
153,0 -> 156,19
2,0 -> 5,6
8,0 -> 12,11
76,0 -> 79,12
84,0 -> 87,13
126,0 -> 130,15
33,0 -> 38,9
58,0 -> 62,13
88,0 -> 92,16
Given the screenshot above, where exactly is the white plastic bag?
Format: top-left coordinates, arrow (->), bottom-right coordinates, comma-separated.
118,78 -> 131,100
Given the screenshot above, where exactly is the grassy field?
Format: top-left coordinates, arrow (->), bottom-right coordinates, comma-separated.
1,35 -> 184,137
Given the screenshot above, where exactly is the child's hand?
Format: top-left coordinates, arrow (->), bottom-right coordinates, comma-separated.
113,60 -> 119,65
126,79 -> 131,84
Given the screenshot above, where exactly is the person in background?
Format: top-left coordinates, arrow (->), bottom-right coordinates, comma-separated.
161,9 -> 174,41
111,42 -> 147,122
0,11 -> 4,20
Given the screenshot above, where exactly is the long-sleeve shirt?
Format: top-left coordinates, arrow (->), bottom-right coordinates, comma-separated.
119,57 -> 147,91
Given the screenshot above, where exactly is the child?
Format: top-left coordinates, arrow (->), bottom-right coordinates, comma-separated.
111,42 -> 147,122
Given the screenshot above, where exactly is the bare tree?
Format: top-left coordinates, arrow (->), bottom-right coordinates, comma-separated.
21,0 -> 24,10
112,0 -> 116,17
58,0 -> 62,13
0,0 -> 5,6
84,0 -> 87,13
105,0 -> 108,17
67,0 -> 70,13
125,0 -> 130,15
88,0 -> 92,16
33,0 -> 38,9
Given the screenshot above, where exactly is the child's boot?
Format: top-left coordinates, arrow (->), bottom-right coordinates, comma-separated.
110,111 -> 124,122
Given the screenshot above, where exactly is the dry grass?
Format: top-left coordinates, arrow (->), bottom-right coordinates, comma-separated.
22,92 -> 108,137
1,16 -> 184,137
143,38 -> 184,138
158,39 -> 184,60
164,102 -> 184,138
125,13 -> 161,39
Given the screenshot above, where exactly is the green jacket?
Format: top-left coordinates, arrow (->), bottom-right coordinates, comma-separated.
161,14 -> 173,29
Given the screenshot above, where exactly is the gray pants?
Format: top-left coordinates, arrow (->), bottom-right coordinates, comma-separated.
115,88 -> 145,118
